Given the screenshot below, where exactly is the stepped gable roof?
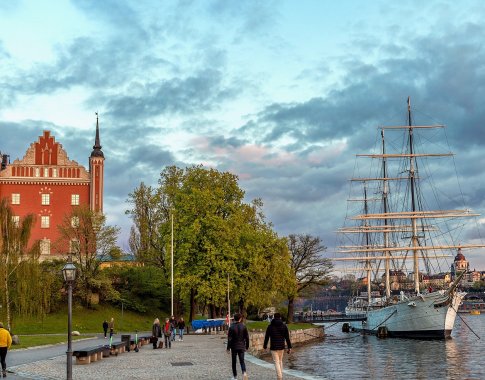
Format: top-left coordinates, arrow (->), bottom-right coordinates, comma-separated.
90,113 -> 104,158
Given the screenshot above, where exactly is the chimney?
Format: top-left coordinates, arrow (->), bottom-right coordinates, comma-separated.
1,154 -> 9,170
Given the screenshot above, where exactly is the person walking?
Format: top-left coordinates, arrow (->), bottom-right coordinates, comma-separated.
263,312 -> 292,380
102,320 -> 109,339
108,317 -> 115,338
226,313 -> 249,380
163,318 -> 172,349
169,315 -> 177,342
177,317 -> 185,341
0,322 -> 12,378
151,318 -> 161,349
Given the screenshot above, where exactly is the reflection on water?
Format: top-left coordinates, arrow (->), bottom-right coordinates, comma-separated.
282,315 -> 485,379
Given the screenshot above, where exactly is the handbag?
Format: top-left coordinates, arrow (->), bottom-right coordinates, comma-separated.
150,336 -> 158,343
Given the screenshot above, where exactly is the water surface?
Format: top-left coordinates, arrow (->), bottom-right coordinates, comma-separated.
282,315 -> 485,379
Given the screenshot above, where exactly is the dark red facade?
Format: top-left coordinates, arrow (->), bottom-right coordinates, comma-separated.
0,127 -> 104,258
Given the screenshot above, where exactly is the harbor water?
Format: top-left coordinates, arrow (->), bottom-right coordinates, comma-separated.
281,315 -> 485,379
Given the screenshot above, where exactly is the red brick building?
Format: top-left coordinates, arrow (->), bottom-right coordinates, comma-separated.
0,117 -> 105,258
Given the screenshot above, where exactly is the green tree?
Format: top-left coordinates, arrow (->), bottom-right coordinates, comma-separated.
126,182 -> 168,270
229,201 -> 292,318
107,265 -> 169,312
0,198 -> 38,329
126,165 -> 293,321
55,206 -> 120,307
286,234 -> 333,323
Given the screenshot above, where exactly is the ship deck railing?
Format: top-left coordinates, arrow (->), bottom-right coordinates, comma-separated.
293,313 -> 366,323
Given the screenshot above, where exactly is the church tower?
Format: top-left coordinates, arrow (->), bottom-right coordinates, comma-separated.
89,113 -> 105,212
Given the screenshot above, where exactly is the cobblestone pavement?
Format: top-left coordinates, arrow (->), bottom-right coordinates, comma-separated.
9,334 -> 320,380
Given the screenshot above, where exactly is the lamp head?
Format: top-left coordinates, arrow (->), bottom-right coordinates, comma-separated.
62,262 -> 77,282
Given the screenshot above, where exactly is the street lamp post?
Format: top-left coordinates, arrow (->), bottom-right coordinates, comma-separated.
171,212 -> 174,316
62,257 -> 77,380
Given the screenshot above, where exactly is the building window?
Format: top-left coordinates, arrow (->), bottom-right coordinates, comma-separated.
12,216 -> 20,227
11,193 -> 20,205
71,216 -> 79,228
35,168 -> 40,177
40,239 -> 51,255
41,216 -> 50,228
70,239 -> 80,254
41,193 -> 50,205
71,194 -> 80,205
44,168 -> 49,177
52,168 -> 57,177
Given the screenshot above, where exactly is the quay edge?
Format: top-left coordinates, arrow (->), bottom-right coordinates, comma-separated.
248,326 -> 325,357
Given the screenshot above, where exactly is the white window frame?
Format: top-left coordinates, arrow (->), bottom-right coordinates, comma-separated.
71,194 -> 80,205
44,168 -> 49,177
40,239 -> 51,255
35,167 -> 40,177
52,168 -> 57,177
41,193 -> 50,205
71,216 -> 79,228
70,239 -> 80,254
41,216 -> 50,228
12,215 -> 20,227
12,193 -> 20,205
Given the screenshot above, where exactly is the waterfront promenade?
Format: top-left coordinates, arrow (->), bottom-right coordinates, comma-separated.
9,333 -> 317,380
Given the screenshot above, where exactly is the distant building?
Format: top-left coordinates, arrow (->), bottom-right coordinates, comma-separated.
451,248 -> 469,277
422,273 -> 451,288
0,118 -> 105,258
449,248 -> 485,287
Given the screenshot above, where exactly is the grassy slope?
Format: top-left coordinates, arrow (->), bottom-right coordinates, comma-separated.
11,305 -> 164,334
8,306 -> 313,336
12,335 -> 92,350
246,321 -> 313,331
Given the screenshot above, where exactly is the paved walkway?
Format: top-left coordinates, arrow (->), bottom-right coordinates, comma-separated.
9,334 -> 318,380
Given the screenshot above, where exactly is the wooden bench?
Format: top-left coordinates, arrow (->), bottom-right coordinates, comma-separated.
73,345 -> 109,365
110,341 -> 126,355
136,335 -> 152,347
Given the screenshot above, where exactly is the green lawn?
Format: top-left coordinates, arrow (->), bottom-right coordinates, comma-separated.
10,305 -> 163,334
5,306 -> 314,337
11,335 -> 94,350
246,321 -> 314,331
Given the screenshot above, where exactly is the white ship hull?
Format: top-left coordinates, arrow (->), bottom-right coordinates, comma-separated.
347,291 -> 465,339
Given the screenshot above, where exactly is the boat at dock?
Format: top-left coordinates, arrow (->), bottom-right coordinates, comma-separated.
334,98 -> 485,338
458,294 -> 485,314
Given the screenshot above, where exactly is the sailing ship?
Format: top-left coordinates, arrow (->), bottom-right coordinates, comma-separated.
335,98 -> 484,339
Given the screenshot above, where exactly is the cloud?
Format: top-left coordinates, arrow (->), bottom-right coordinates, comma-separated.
103,69 -> 237,120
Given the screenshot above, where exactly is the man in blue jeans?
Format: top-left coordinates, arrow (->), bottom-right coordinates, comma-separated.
226,313 -> 249,380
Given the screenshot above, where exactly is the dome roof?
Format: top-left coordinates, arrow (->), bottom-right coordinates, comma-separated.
454,252 -> 466,261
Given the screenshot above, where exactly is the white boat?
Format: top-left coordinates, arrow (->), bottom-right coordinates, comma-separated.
335,98 -> 483,339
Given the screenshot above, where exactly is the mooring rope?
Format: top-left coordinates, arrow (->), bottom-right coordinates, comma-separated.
452,305 -> 481,340
370,309 -> 398,331
301,331 -> 323,339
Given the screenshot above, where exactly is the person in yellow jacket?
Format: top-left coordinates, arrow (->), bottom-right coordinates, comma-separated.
0,322 -> 12,378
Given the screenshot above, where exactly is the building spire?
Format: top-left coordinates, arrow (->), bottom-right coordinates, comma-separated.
91,112 -> 104,158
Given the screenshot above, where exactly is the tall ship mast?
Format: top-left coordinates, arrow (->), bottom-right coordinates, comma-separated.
335,98 -> 485,338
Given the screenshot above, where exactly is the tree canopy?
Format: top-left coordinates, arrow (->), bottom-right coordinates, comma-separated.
286,233 -> 333,322
126,165 -> 292,320
56,206 -> 120,307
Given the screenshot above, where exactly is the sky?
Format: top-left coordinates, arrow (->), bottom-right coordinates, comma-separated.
2,0 -> 485,271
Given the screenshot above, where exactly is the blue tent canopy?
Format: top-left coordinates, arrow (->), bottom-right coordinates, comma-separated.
191,319 -> 225,330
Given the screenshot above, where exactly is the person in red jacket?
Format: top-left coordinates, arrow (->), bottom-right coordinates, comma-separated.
263,313 -> 292,380
226,313 -> 249,380
0,322 -> 12,378
163,318 -> 172,349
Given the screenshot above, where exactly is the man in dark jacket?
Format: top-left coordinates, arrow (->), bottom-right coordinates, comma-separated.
263,313 -> 292,380
226,313 -> 249,380
102,320 -> 109,339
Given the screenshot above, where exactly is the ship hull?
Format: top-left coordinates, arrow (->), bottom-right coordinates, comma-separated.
347,291 -> 464,339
